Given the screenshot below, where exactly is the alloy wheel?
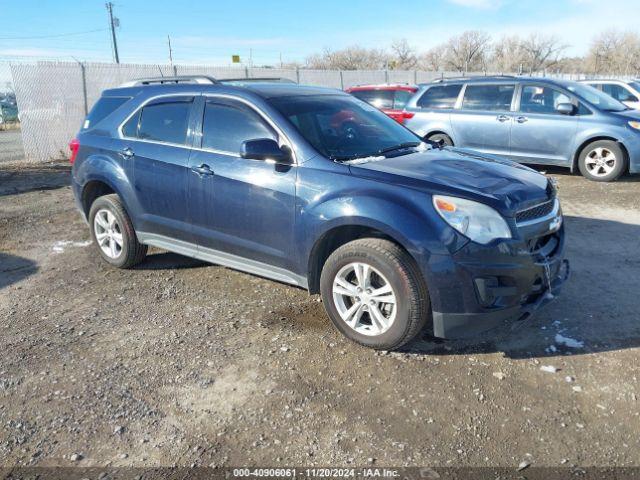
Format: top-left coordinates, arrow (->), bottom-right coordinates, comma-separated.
585,147 -> 617,177
332,262 -> 397,336
93,208 -> 123,259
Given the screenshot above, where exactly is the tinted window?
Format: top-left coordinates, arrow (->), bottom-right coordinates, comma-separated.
462,84 -> 515,111
269,94 -> 420,160
84,96 -> 130,129
350,90 -> 395,109
202,100 -> 276,153
122,110 -> 140,138
602,84 -> 638,103
417,85 -> 462,109
520,85 -> 572,114
137,100 -> 191,145
393,90 -> 414,109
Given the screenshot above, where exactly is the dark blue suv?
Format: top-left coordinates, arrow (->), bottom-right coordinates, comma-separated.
70,76 -> 569,350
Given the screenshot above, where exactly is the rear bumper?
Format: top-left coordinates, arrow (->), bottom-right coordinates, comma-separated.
432,258 -> 569,338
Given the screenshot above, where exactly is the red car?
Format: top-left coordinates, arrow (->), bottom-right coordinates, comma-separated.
345,84 -> 418,124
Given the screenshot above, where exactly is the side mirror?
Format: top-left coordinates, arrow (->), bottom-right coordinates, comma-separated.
556,103 -> 576,115
240,138 -> 292,164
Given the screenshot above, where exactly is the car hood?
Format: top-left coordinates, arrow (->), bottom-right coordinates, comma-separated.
611,109 -> 640,121
347,147 -> 551,214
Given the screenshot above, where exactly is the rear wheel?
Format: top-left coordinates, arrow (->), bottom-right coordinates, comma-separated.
320,238 -> 430,350
578,140 -> 626,182
426,133 -> 453,147
88,194 -> 147,268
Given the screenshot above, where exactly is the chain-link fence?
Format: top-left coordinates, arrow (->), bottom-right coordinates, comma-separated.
7,61 -> 611,163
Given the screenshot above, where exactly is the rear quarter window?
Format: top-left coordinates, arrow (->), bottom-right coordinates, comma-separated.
350,90 -> 395,109
83,96 -> 130,130
417,85 -> 462,109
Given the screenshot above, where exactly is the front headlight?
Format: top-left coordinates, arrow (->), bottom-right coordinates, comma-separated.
433,195 -> 512,244
628,121 -> 640,131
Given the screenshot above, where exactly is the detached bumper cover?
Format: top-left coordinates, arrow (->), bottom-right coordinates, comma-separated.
432,258 -> 569,338
427,212 -> 569,339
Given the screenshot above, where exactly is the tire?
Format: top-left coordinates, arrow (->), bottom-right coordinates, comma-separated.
88,194 -> 147,269
320,238 -> 430,350
578,140 -> 626,182
426,133 -> 453,147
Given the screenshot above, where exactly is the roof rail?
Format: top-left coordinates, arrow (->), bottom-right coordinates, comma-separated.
119,75 -> 219,87
218,77 -> 297,84
430,74 -> 517,83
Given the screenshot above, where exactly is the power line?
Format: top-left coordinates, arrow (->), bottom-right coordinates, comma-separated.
0,28 -> 108,41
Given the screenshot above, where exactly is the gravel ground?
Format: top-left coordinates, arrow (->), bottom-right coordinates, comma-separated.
1,162 -> 639,469
0,130 -> 24,164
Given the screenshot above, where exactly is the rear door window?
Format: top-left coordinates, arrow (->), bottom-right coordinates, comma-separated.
461,84 -> 515,111
201,99 -> 276,154
123,96 -> 193,145
350,90 -> 395,109
83,96 -> 130,130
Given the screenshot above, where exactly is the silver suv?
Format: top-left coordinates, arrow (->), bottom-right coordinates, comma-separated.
581,79 -> 640,110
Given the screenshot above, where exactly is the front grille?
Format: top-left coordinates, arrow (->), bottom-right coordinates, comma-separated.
516,200 -> 555,224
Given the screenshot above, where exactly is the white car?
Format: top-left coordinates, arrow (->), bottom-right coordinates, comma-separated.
581,79 -> 640,109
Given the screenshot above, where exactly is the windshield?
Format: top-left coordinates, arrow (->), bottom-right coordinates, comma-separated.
566,82 -> 628,112
268,94 -> 421,160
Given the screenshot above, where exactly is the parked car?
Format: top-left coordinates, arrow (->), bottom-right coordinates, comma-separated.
580,79 -> 640,110
0,103 -> 19,124
345,84 -> 417,124
70,75 -> 568,350
403,76 -> 640,182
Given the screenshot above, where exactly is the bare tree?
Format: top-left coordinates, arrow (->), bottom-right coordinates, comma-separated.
390,39 -> 418,70
419,44 -> 447,71
586,30 -> 640,75
444,30 -> 491,72
492,35 -> 525,73
519,33 -> 567,73
305,46 -> 389,70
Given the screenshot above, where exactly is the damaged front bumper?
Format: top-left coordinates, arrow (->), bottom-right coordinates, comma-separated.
429,213 -> 569,339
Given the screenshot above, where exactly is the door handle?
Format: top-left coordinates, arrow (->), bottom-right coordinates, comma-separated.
191,164 -> 214,177
496,115 -> 510,122
118,147 -> 134,159
516,116 -> 529,123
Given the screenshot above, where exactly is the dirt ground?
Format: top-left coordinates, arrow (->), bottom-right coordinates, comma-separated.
0,130 -> 24,164
1,161 -> 639,470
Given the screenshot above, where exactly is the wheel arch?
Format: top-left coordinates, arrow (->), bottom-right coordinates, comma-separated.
81,180 -> 117,218
306,223 -> 418,295
572,136 -> 629,173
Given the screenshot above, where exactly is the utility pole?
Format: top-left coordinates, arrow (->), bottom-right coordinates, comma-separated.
249,48 -> 253,68
106,2 -> 120,63
167,35 -> 174,66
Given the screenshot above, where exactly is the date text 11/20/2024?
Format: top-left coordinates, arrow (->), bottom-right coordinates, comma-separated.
232,468 -> 401,478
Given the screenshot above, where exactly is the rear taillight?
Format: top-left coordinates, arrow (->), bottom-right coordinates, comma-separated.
398,112 -> 415,124
69,138 -> 80,164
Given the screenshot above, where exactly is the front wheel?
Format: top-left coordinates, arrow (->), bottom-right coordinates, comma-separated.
320,238 -> 430,350
578,140 -> 626,182
426,133 -> 453,148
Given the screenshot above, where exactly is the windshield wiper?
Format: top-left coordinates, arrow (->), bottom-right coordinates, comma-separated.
377,141 -> 423,155
330,142 -> 424,163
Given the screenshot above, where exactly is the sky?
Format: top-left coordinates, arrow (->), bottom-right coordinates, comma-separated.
1,0 -> 639,82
